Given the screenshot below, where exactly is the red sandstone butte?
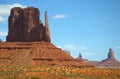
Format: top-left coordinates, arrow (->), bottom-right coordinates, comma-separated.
0,7 -> 93,67
6,7 -> 50,42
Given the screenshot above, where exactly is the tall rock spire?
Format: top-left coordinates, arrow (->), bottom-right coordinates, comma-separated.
45,11 -> 51,42
108,48 -> 115,59
45,11 -> 49,28
76,53 -> 83,60
79,53 -> 82,58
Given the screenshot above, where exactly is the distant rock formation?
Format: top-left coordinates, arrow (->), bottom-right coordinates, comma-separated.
107,48 -> 115,60
76,53 -> 90,62
76,53 -> 83,60
6,7 -> 51,42
91,48 -> 120,68
76,53 -> 93,67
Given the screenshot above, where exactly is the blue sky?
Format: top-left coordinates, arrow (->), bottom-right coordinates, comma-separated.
0,0 -> 120,61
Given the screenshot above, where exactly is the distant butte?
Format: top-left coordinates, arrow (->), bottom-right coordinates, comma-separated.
0,7 -> 93,67
76,53 -> 83,60
91,48 -> 120,68
76,53 -> 93,66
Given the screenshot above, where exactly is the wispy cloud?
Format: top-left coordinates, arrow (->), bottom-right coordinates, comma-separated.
0,3 -> 27,22
52,14 -> 68,19
0,31 -> 7,36
0,16 -> 6,22
116,46 -> 120,50
83,52 -> 93,56
56,45 -> 61,48
63,44 -> 88,51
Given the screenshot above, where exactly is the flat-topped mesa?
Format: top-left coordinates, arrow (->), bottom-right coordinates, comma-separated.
6,7 -> 51,42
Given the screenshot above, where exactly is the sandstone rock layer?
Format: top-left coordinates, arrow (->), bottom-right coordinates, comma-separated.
0,42 -> 92,67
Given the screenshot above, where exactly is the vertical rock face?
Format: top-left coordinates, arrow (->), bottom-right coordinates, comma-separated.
6,7 -> 51,42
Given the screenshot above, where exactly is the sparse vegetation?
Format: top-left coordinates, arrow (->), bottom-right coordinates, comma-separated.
0,66 -> 120,79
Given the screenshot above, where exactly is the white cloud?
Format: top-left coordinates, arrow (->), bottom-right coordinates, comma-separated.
56,45 -> 61,48
52,14 -> 68,19
63,44 -> 88,51
0,3 -> 27,16
0,31 -> 7,36
0,3 -> 27,22
116,46 -> 120,50
0,16 -> 6,22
